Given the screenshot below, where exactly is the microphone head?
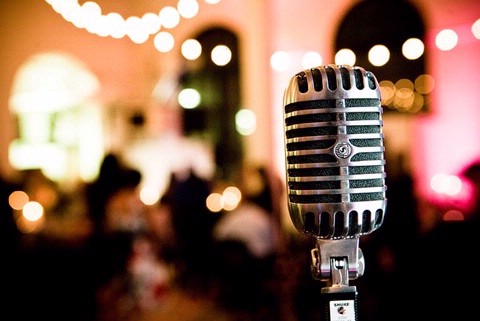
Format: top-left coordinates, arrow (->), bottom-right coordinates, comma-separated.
283,64 -> 387,239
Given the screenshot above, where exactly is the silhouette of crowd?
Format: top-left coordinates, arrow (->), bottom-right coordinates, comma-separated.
4,149 -> 480,321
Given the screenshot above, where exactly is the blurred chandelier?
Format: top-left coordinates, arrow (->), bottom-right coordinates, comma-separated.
45,0 -> 220,50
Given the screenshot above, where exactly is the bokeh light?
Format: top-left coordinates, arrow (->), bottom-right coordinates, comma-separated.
235,108 -> 257,136
368,44 -> 390,66
211,45 -> 232,66
302,51 -> 322,69
270,51 -> 291,72
435,29 -> 458,51
181,39 -> 202,60
402,38 -> 424,60
334,48 -> 356,66
177,88 -> 201,109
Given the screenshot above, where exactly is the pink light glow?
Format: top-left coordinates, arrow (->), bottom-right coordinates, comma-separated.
428,174 -> 476,214
412,20 -> 480,203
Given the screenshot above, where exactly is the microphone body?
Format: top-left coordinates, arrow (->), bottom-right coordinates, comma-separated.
283,64 -> 387,283
283,64 -> 387,320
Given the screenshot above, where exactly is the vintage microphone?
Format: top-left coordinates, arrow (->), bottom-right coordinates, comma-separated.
282,64 -> 387,320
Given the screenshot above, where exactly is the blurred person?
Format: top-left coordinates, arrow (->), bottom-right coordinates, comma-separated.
85,152 -> 144,259
143,193 -> 177,264
85,153 -> 125,234
132,188 -> 235,321
127,234 -> 171,310
83,152 -> 158,320
162,169 -> 217,292
95,231 -> 173,321
102,167 -> 146,233
212,163 -> 281,320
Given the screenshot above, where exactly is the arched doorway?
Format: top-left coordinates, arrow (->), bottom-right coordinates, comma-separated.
9,52 -> 102,184
335,0 -> 428,114
179,27 -> 242,181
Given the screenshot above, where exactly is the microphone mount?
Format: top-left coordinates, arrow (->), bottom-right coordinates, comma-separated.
310,237 -> 364,284
310,237 -> 363,321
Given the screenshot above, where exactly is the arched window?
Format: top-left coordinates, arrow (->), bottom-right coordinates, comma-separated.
179,27 -> 242,180
9,52 -> 102,182
335,0 -> 428,114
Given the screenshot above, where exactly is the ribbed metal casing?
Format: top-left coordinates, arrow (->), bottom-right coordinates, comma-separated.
283,65 -> 387,239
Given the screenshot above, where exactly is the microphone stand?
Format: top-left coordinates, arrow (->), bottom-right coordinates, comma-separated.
310,237 -> 364,321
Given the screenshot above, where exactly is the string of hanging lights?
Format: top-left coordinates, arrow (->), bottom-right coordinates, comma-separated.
44,0 -> 221,51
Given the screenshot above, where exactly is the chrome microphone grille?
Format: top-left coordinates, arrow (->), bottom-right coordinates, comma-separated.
283,65 -> 387,239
